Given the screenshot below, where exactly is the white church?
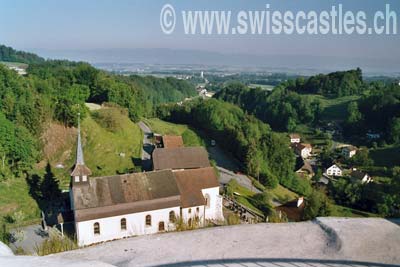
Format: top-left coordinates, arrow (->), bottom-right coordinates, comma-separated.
69,125 -> 223,246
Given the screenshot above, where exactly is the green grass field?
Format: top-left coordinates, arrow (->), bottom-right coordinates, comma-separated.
307,94 -> 361,121
48,109 -> 143,188
248,84 -> 275,91
226,180 -> 264,216
0,179 -> 41,225
0,61 -> 28,68
0,108 -> 143,223
143,118 -> 205,147
269,185 -> 299,203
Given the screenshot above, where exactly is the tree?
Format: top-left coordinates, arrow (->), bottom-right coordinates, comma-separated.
40,163 -> 62,209
389,117 -> 400,143
252,191 -> 273,216
346,102 -> 362,124
351,149 -> 373,167
303,189 -> 332,220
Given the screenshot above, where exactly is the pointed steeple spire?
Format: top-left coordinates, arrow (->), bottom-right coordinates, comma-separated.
76,113 -> 85,165
71,112 -> 92,180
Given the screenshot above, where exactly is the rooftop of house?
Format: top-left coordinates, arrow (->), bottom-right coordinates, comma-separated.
72,170 -> 181,221
71,167 -> 220,221
174,167 -> 219,208
351,170 -> 369,180
296,160 -> 314,174
152,147 -> 210,170
343,145 -> 358,151
291,143 -> 312,152
275,198 -> 305,222
326,163 -> 343,170
162,135 -> 184,149
290,133 -> 300,139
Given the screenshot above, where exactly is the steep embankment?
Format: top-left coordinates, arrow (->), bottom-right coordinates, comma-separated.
39,107 -> 143,188
0,107 -> 143,224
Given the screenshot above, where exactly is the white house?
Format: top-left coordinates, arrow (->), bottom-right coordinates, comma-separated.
325,164 -> 343,177
8,66 -> 27,75
351,170 -> 373,184
291,143 -> 312,159
342,145 -> 357,159
70,125 -> 223,247
289,134 -> 301,143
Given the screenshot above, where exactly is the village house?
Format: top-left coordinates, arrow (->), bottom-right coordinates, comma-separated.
69,126 -> 223,246
295,160 -> 315,179
289,133 -> 301,143
342,145 -> 357,159
275,197 -> 305,222
325,164 -> 343,177
351,170 -> 373,184
291,143 -> 312,159
8,65 -> 27,75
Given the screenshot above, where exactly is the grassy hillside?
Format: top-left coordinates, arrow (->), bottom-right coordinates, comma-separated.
43,108 -> 143,188
143,118 -> 205,147
0,107 -> 143,224
310,94 -> 361,121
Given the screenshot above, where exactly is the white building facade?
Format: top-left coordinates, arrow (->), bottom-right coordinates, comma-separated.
326,164 -> 343,177
70,125 -> 223,246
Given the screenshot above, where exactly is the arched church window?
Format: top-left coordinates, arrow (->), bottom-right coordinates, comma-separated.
145,215 -> 152,226
169,211 -> 175,222
121,218 -> 127,231
94,222 -> 100,235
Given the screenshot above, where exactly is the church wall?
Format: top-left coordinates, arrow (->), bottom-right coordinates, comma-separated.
76,206 -> 180,246
181,205 -> 205,225
202,187 -> 224,220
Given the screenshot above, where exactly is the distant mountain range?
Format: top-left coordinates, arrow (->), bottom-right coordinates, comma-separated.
24,47 -> 400,76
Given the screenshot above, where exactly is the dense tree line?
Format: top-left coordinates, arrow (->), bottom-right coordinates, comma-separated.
214,82 -> 322,131
329,167 -> 400,217
205,72 -> 298,89
157,98 -> 312,195
0,46 -> 196,179
344,82 -> 400,144
284,68 -> 364,97
0,45 -> 45,64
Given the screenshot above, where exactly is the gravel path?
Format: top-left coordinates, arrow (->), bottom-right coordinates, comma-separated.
137,121 -> 154,171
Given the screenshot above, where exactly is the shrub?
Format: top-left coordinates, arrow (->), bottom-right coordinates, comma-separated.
92,108 -> 127,132
34,234 -> 77,256
174,216 -> 201,231
226,213 -> 240,225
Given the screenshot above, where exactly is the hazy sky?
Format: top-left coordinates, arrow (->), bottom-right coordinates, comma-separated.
0,0 -> 399,67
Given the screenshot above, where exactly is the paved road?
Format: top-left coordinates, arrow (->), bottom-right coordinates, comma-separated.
8,224 -> 48,254
137,121 -> 154,171
207,145 -> 261,194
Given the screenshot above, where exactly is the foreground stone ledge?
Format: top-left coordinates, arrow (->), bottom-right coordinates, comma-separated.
1,218 -> 400,267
